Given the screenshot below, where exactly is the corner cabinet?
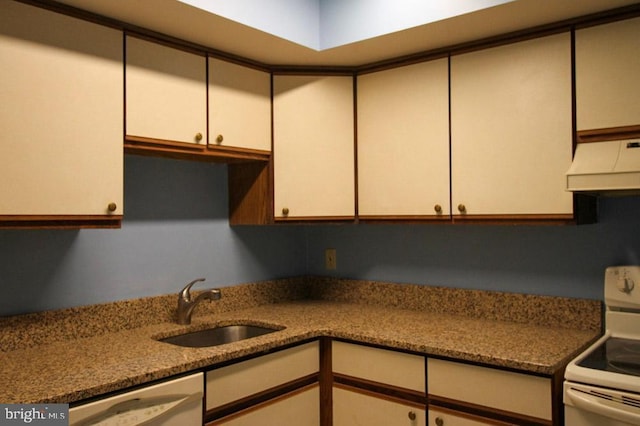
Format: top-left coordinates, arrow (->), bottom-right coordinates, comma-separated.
357,59 -> 450,220
331,341 -> 427,426
273,75 -> 356,221
125,35 -> 207,149
0,1 -> 123,228
450,33 -> 574,222
575,16 -> 640,141
205,341 -> 320,425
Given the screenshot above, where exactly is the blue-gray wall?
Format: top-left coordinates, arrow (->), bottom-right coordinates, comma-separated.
0,156 -> 307,316
1,155 -> 639,316
307,196 -> 640,300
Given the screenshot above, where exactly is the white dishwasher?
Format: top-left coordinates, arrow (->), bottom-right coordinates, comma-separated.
69,372 -> 203,426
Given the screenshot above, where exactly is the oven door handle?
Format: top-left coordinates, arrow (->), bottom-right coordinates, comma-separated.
566,386 -> 640,424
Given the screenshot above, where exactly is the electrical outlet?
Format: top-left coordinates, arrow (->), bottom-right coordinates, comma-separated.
325,248 -> 337,270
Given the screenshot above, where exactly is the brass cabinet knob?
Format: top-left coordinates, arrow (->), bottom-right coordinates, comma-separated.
195,132 -> 203,142
435,417 -> 444,426
408,411 -> 417,421
434,204 -> 442,213
282,207 -> 289,216
107,202 -> 117,212
216,134 -> 224,144
457,204 -> 466,213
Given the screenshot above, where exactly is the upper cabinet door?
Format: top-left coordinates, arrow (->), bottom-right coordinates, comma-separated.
208,58 -> 271,152
450,33 -> 574,218
357,58 -> 450,219
273,75 -> 355,220
0,1 -> 123,221
576,17 -> 640,133
126,36 -> 207,146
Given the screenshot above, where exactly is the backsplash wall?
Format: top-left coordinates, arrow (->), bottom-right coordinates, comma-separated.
307,196 -> 640,300
1,155 -> 638,316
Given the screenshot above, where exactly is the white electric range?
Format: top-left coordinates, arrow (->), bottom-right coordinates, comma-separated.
564,265 -> 640,426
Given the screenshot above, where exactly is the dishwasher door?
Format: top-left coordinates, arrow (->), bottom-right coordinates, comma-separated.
69,372 -> 203,426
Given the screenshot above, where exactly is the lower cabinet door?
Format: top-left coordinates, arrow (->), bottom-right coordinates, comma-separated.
334,386 -> 426,426
207,385 -> 319,426
428,407 -> 514,426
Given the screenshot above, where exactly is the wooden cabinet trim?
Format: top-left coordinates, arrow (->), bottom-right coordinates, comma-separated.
0,216 -> 122,229
335,382 -> 426,411
452,214 -> 576,225
125,136 -> 269,163
333,373 -> 427,406
228,162 -> 273,226
319,337 -> 333,426
577,124 -> 640,143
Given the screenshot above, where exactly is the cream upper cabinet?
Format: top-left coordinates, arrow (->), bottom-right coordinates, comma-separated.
208,58 -> 271,152
273,75 -> 355,220
0,1 -> 123,220
450,33 -> 574,218
126,36 -> 207,146
357,59 -> 450,219
575,17 -> 640,132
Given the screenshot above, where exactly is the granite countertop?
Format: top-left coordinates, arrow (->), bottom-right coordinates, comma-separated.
0,297 -> 600,405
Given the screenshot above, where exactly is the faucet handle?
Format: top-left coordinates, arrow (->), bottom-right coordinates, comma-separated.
180,278 -> 206,300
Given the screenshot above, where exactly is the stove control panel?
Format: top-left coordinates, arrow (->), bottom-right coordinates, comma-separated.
605,265 -> 640,310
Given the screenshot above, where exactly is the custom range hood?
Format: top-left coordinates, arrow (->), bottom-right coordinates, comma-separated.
566,139 -> 640,195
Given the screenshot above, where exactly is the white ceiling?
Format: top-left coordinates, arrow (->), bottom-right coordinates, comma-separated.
176,0 -> 514,51
56,0 -> 639,66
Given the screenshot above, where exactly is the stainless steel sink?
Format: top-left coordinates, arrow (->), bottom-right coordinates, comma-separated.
158,324 -> 281,348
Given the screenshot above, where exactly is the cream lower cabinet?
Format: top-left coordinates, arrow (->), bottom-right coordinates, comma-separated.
0,1 -> 123,226
357,58 -> 450,219
450,33 -> 573,219
126,35 -> 207,146
205,341 -> 319,425
207,385 -> 319,426
332,341 -> 427,426
334,386 -> 426,426
575,17 -> 640,133
427,358 -> 553,425
273,75 -> 355,220
428,407 -> 513,426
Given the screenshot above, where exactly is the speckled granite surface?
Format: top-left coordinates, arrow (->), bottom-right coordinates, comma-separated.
0,277 -> 602,404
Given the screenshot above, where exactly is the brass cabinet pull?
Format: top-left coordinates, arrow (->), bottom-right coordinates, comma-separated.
195,132 -> 203,142
107,202 -> 117,212
434,204 -> 442,213
457,204 -> 466,213
435,417 -> 444,426
408,411 -> 417,421
282,207 -> 289,216
216,134 -> 224,143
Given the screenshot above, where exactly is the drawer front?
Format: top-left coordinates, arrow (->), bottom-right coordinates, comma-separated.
427,359 -> 551,420
333,341 -> 425,392
206,341 -> 319,409
207,385 -> 319,426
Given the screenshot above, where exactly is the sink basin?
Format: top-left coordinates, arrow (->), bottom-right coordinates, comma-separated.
158,325 -> 280,348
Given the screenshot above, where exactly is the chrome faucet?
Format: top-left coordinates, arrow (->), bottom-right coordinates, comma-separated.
176,278 -> 221,325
